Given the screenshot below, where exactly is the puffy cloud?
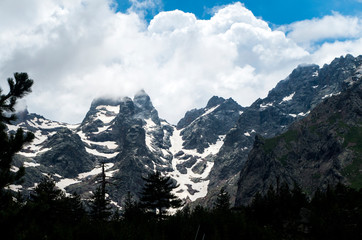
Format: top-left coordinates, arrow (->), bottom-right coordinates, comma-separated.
310,38 -> 362,66
0,1 -> 360,124
281,13 -> 362,49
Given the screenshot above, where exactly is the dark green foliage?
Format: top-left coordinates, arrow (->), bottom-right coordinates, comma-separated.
0,73 -> 34,239
263,130 -> 298,153
89,186 -> 112,221
1,178 -> 362,239
247,182 -> 309,238
88,162 -> 113,221
140,171 -> 183,218
0,72 -> 33,123
29,175 -> 65,203
213,186 -> 231,212
122,191 -> 144,222
309,183 -> 362,240
18,176 -> 87,240
0,72 -> 34,191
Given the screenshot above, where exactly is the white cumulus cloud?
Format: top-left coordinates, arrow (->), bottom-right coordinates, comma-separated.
281,12 -> 362,49
0,1 -> 361,124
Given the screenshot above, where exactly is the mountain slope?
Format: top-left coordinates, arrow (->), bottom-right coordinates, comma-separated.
8,91 -> 243,206
204,54 -> 362,206
235,76 -> 362,205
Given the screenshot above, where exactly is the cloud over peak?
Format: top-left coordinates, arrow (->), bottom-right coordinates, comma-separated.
0,1 -> 361,124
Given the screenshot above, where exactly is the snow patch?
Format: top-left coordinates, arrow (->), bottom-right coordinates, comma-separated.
110,200 -> 121,209
78,163 -> 114,179
169,128 -> 222,158
298,111 -> 310,117
169,127 -> 224,201
107,169 -> 119,177
6,124 -> 18,132
280,92 -> 295,104
10,166 -> 19,172
94,125 -> 110,134
169,128 -> 184,155
56,178 -> 81,190
201,135 -> 225,157
85,147 -> 119,158
201,105 -> 219,118
23,161 -> 41,167
144,118 -> 157,152
28,118 -> 69,129
96,105 -> 120,114
322,92 -> 341,100
260,102 -> 273,108
78,131 -> 118,150
94,105 -> 120,124
8,185 -> 22,191
288,111 -> 310,118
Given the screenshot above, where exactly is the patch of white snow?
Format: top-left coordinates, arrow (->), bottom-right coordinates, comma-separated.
260,102 -> 273,108
280,92 -> 295,104
78,163 -> 114,179
23,161 -> 41,167
56,178 -> 81,190
85,147 -> 119,158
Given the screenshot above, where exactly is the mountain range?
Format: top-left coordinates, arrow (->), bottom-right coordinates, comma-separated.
7,54 -> 362,208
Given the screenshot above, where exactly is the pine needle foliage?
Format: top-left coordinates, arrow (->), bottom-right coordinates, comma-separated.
0,73 -> 34,200
140,171 -> 183,218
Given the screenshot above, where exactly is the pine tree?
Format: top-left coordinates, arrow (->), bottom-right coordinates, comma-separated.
0,72 -> 34,208
25,175 -> 87,239
122,191 -> 144,222
213,187 -> 231,211
89,186 -> 112,221
30,175 -> 65,204
26,175 -> 66,237
89,163 -> 111,221
140,171 -> 183,219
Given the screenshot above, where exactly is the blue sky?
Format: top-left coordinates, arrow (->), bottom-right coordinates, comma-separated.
116,0 -> 362,24
0,0 -> 361,123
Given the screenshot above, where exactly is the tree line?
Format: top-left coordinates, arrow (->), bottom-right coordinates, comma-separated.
1,73 -> 362,239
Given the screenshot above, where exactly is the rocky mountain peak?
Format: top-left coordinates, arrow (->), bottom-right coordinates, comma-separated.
132,90 -> 159,123
12,108 -> 30,124
90,97 -> 122,108
206,96 -> 225,108
118,97 -> 135,117
176,95 -> 243,153
134,90 -> 153,110
328,53 -> 359,68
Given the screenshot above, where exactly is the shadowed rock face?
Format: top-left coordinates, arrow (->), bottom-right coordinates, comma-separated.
235,77 -> 362,206
202,54 -> 362,207
178,97 -> 244,153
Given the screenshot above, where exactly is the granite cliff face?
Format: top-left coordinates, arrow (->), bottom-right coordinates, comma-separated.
235,77 -> 362,205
